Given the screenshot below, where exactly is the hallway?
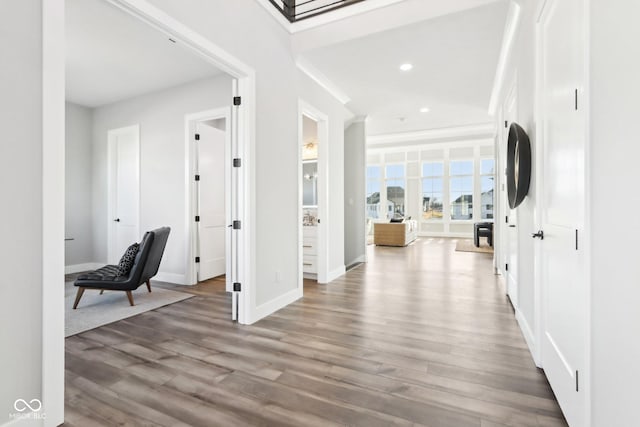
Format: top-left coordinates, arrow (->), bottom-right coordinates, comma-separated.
64,238 -> 566,426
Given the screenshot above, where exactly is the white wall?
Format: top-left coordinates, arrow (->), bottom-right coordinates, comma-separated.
147,0 -> 303,306
344,120 -> 366,266
65,102 -> 94,267
0,0 -> 44,423
91,76 -> 232,284
493,0 -> 540,353
296,69 -> 348,280
590,1 -> 640,424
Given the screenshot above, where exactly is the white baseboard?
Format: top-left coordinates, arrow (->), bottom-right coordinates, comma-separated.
153,272 -> 186,285
64,262 -> 103,274
515,307 -> 541,367
418,232 -> 474,239
346,254 -> 367,267
251,287 -> 302,323
325,265 -> 346,283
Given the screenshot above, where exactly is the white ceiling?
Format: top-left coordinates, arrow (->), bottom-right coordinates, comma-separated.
298,1 -> 510,135
66,0 -> 223,108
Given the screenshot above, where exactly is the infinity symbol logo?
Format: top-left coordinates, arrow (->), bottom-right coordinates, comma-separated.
14,399 -> 42,412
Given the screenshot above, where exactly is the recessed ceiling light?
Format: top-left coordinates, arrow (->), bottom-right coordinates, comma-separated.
420,107 -> 430,113
400,63 -> 413,72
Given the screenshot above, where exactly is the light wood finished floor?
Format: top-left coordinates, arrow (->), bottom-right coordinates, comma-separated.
64,238 -> 567,426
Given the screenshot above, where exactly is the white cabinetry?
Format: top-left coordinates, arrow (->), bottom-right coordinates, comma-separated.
302,226 -> 317,275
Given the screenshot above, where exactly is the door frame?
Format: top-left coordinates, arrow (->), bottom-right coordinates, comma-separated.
501,77 -> 519,306
534,0 -> 591,424
185,107 -> 232,289
43,1 -> 257,424
298,99 -> 329,289
107,124 -> 141,264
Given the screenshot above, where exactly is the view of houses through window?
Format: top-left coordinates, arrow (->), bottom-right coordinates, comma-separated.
385,164 -> 405,218
367,150 -> 495,225
422,162 -> 444,220
450,160 -> 474,220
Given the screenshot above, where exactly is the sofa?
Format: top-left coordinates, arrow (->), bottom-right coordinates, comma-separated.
373,220 -> 418,247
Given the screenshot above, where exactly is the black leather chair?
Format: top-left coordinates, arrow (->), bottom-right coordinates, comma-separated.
73,227 -> 171,308
474,222 -> 493,247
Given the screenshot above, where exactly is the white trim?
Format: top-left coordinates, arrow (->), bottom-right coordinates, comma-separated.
326,265 -> 346,283
296,56 -> 351,105
254,0 -> 405,33
418,232 -> 474,239
64,263 -> 104,275
184,107 -> 232,288
251,287 -> 303,321
367,123 -> 496,146
347,254 -> 367,266
516,307 -> 541,367
153,272 -> 186,285
488,1 -> 522,116
42,0 -> 65,424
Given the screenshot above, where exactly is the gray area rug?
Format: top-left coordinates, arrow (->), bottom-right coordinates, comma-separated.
65,280 -> 193,337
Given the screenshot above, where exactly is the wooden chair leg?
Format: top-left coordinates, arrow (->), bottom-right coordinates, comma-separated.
126,291 -> 135,306
146,280 -> 151,293
73,287 -> 85,309
100,289 -> 104,295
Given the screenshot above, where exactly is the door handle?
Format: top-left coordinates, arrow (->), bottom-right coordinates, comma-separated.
508,224 -> 516,228
532,230 -> 544,240
114,218 -> 120,222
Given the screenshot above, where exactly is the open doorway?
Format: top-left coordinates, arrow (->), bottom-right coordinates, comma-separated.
298,101 -> 329,290
185,109 -> 233,293
63,0 -> 247,336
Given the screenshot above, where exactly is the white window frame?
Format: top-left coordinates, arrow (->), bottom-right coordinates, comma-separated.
366,164 -> 383,220
479,157 -> 496,221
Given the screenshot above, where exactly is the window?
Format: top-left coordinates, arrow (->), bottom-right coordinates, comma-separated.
450,160 -> 473,220
422,162 -> 444,220
481,159 -> 495,219
385,164 -> 405,218
366,166 -> 382,219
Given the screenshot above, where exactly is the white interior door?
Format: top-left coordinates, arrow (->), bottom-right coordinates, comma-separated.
196,121 -> 227,281
108,125 -> 140,264
539,0 -> 586,424
503,85 -> 519,306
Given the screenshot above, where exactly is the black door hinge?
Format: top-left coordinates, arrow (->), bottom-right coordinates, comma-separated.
195,257 -> 200,263
505,215 -> 509,224
576,370 -> 579,392
233,220 -> 241,230
233,158 -> 242,167
195,215 -> 200,222
504,120 -> 508,128
575,89 -> 578,110
195,133 -> 200,141
505,263 -> 509,271
233,96 -> 242,106
233,282 -> 241,292
195,174 -> 200,181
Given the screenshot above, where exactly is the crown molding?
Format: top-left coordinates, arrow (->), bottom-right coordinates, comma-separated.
367,123 -> 496,146
296,56 -> 351,105
488,1 -> 522,116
